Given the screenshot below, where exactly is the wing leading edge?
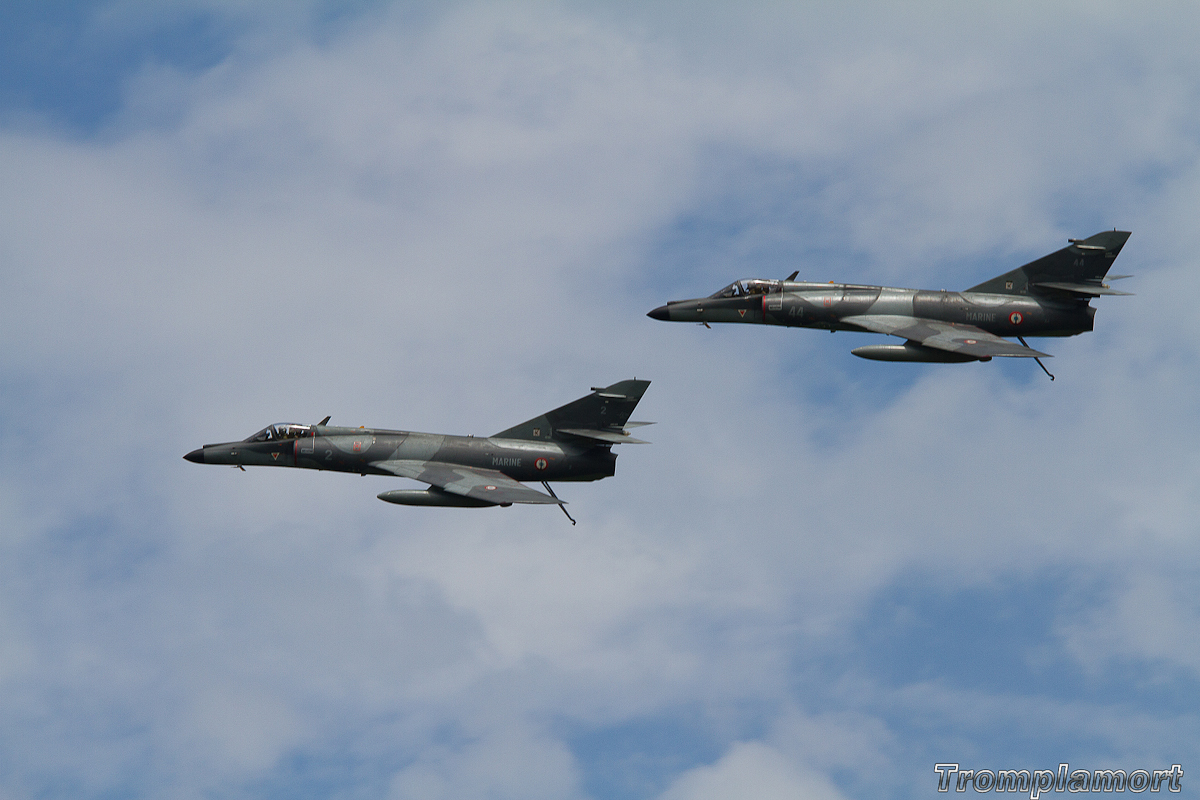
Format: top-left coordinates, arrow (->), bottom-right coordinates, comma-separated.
842,314 -> 1051,359
372,459 -> 563,505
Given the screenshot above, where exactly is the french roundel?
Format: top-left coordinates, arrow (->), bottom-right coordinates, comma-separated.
1010,311 -> 1023,325
535,458 -> 548,471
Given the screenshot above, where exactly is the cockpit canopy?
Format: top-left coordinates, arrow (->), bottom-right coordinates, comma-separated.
244,423 -> 313,442
709,279 -> 780,298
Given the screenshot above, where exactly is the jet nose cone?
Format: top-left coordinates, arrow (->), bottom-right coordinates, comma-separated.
647,305 -> 670,321
184,448 -> 204,463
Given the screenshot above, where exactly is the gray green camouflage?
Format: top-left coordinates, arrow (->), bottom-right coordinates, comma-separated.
648,231 -> 1132,373
184,380 -> 651,512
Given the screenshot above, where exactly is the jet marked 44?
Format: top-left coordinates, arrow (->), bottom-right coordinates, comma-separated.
648,231 -> 1133,376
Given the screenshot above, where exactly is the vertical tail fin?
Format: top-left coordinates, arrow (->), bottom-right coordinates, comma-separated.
492,380 -> 652,443
966,231 -> 1131,295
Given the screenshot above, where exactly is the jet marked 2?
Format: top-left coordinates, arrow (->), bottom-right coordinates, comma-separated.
185,380 -> 652,519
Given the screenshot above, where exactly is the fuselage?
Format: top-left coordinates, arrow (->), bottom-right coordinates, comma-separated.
186,424 -> 616,482
650,280 -> 1095,338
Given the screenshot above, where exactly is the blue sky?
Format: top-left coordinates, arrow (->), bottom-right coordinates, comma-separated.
2,2 -> 1199,798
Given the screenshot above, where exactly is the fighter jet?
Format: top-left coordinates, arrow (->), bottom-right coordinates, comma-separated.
648,231 -> 1132,378
184,379 -> 651,522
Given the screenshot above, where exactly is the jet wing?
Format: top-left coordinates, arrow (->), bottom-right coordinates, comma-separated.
371,459 -> 563,505
842,314 -> 1051,359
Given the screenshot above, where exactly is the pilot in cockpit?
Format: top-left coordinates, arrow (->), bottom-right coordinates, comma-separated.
710,279 -> 776,299
245,423 -> 308,443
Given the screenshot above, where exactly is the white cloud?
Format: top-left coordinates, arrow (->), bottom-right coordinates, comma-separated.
388,725 -> 582,800
1062,570 -> 1200,675
658,742 -> 849,800
185,686 -> 305,772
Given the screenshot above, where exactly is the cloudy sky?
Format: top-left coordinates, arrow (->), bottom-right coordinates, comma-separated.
2,1 -> 1198,798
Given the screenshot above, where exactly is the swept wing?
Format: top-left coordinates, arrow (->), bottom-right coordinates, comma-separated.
842,314 -> 1051,359
372,459 -> 562,505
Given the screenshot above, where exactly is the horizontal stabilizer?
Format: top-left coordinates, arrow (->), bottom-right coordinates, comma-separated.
623,421 -> 655,428
557,428 -> 650,444
1033,281 -> 1133,296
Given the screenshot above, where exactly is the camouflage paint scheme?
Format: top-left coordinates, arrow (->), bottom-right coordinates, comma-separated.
184,380 -> 651,508
648,231 -> 1132,364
